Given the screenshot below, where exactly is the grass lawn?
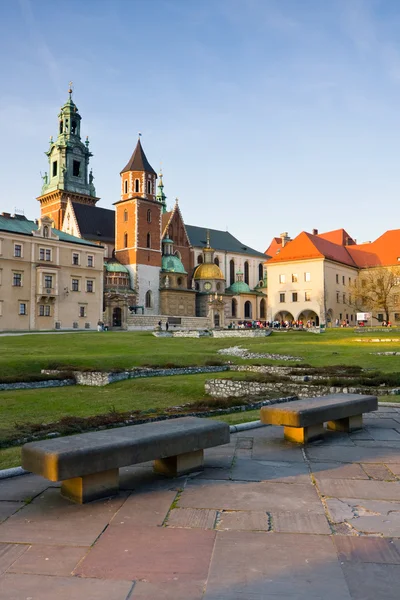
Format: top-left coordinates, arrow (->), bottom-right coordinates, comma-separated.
1,328 -> 400,379
0,328 -> 399,470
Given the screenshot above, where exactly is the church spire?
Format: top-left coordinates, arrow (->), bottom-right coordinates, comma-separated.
39,85 -> 96,199
156,169 -> 167,213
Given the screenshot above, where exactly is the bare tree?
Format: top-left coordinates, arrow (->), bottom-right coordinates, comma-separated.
347,266 -> 400,323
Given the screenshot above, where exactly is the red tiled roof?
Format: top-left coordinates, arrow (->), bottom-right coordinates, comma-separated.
268,231 -> 357,268
317,229 -> 356,246
265,237 -> 282,256
348,229 -> 400,267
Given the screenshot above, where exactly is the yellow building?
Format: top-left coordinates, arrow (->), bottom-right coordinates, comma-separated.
0,213 -> 104,331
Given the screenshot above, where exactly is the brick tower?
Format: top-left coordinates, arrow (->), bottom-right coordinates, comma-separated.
115,137 -> 162,314
37,85 -> 99,229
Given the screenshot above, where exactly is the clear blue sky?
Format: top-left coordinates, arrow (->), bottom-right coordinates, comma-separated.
1,0 -> 400,252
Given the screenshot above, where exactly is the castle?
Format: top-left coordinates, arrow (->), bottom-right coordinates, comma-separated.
37,88 -> 267,330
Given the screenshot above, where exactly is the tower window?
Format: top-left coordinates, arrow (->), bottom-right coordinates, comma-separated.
124,232 -> 128,248
146,233 -> 151,248
124,209 -> 128,222
135,179 -> 140,193
124,180 -> 128,194
71,120 -> 77,135
73,161 -> 81,177
147,209 -> 151,223
214,257 -> 219,266
229,259 -> 235,286
52,161 -> 58,177
147,180 -> 151,194
259,263 -> 264,281
197,255 -> 203,264
145,290 -> 153,308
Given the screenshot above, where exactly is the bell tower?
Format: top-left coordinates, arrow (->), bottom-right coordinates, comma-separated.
115,137 -> 162,314
37,84 -> 99,229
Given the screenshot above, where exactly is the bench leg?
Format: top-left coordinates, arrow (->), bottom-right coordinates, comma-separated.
284,424 -> 324,444
327,414 -> 363,433
61,468 -> 119,504
154,449 -> 204,477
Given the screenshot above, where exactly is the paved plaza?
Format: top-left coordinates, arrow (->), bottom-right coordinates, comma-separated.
1,406 -> 400,598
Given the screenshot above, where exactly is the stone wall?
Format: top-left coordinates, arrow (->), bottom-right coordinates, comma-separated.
205,378 -> 398,398
212,329 -> 271,338
126,314 -> 210,331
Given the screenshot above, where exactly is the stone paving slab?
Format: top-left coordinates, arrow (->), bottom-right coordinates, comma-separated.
230,458 -> 311,483
333,536 -> 400,564
361,463 -> 397,480
340,562 -> 400,600
8,544 -> 89,576
167,508 -> 217,529
316,477 -> 400,500
309,461 -> 369,479
0,488 -> 128,546
130,580 -> 205,599
0,572 -> 134,600
0,502 -> 23,523
307,445 -> 400,463
179,480 -> 325,513
216,510 -> 271,531
203,531 -> 352,599
0,474 -> 52,502
0,543 -> 28,575
112,489 -> 177,526
272,511 -> 331,534
325,497 -> 400,535
75,524 -> 216,583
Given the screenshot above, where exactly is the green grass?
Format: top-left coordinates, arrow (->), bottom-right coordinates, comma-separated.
1,328 -> 400,379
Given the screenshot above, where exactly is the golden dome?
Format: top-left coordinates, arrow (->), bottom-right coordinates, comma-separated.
193,262 -> 225,280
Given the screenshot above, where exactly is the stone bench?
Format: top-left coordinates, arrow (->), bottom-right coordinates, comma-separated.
21,417 -> 230,504
260,393 -> 378,443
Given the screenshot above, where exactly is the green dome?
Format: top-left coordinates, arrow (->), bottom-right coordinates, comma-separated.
162,254 -> 187,274
105,260 -> 129,274
227,281 -> 251,294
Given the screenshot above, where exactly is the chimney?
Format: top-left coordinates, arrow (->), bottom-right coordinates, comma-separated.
312,228 -> 318,236
280,232 -> 290,248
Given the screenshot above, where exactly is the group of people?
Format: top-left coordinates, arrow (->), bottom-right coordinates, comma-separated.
157,320 -> 169,331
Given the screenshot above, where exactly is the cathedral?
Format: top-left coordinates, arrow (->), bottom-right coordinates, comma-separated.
37,89 -> 267,329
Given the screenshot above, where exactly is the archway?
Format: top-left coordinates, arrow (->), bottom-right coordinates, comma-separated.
112,307 -> 122,327
273,311 -> 294,325
297,310 -> 319,326
260,298 -> 266,319
244,301 -> 252,319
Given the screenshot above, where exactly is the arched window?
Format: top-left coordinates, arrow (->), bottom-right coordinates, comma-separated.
71,120 -> 77,135
197,254 -> 203,264
124,180 -> 128,194
174,250 -> 181,259
124,209 -> 128,222
145,290 -> 152,308
244,261 -> 249,285
232,298 -> 237,318
214,257 -> 219,266
244,300 -> 252,319
124,232 -> 128,248
229,259 -> 235,286
59,120 -> 63,134
146,233 -> 151,248
147,209 -> 151,223
177,277 -> 183,287
135,179 -> 140,193
216,282 -> 221,291
259,263 -> 263,282
147,180 -> 151,194
260,298 -> 266,319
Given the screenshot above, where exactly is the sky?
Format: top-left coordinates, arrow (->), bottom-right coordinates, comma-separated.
1,0 -> 400,253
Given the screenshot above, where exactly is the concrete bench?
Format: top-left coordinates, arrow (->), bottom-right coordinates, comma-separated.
21,416 -> 230,504
260,393 -> 378,443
